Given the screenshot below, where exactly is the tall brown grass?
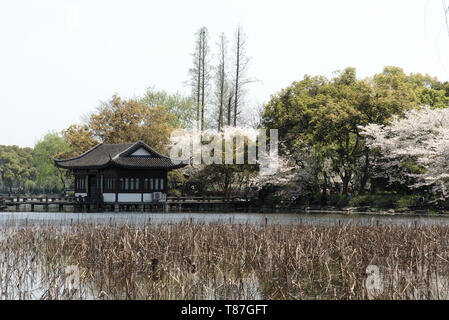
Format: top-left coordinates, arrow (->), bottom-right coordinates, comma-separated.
1,221 -> 449,299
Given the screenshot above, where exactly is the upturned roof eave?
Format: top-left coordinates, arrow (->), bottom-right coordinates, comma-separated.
53,143 -> 104,163
53,159 -> 114,170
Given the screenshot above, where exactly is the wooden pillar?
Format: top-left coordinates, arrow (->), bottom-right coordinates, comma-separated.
96,172 -> 100,203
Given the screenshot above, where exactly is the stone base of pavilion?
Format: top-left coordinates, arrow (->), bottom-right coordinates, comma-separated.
74,201 -> 169,213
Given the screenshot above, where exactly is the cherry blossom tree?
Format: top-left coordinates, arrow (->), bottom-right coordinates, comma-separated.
360,106 -> 449,198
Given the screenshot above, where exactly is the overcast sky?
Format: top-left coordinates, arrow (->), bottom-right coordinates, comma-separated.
1,0 -> 449,147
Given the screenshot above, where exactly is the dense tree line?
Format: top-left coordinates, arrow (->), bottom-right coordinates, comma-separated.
3,61 -> 449,205
261,66 -> 449,206
1,26 -> 258,195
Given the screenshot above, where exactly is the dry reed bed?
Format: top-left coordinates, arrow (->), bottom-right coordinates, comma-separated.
1,221 -> 449,299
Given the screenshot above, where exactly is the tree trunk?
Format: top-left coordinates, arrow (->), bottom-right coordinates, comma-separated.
227,92 -> 232,126
342,174 -> 350,195
218,85 -> 224,131
224,168 -> 231,198
201,30 -> 206,132
57,167 -> 67,195
233,28 -> 240,127
217,35 -> 225,131
370,179 -> 377,194
321,171 -> 328,203
196,36 -> 201,131
359,148 -> 370,195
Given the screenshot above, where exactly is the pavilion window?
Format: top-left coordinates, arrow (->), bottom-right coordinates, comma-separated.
125,178 -> 129,191
144,178 -> 149,192
76,176 -> 86,192
120,178 -> 124,191
130,178 -> 134,191
104,177 -> 114,192
160,178 -> 164,190
150,178 -> 154,191
155,178 -> 159,191
136,178 -> 140,191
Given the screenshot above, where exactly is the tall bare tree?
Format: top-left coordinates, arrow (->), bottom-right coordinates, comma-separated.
215,33 -> 228,131
190,30 -> 201,130
231,26 -> 251,127
189,27 -> 210,131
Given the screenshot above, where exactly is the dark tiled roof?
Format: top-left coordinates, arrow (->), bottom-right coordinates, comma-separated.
112,157 -> 186,169
54,142 -> 187,170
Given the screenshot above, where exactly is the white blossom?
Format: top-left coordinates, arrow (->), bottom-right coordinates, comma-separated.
360,106 -> 449,197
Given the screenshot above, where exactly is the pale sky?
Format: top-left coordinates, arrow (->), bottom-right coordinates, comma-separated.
1,0 -> 449,147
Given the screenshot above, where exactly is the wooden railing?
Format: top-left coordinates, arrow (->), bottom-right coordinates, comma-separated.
0,195 -> 77,204
0,194 -> 260,213
166,196 -> 257,203
0,195 -> 257,204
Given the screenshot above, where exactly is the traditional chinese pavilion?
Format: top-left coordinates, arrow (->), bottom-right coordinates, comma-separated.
54,141 -> 186,206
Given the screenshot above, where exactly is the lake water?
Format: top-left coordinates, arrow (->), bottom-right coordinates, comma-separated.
1,211 -> 449,227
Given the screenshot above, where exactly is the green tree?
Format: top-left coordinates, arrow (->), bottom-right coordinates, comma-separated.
139,87 -> 195,129
61,124 -> 98,158
88,94 -> 175,154
33,132 -> 71,194
61,94 -> 176,157
0,145 -> 34,193
262,66 -> 447,196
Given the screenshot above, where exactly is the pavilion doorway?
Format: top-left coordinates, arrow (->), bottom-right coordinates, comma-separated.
88,175 -> 99,201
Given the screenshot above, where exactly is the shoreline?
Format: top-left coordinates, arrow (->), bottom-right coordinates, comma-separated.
0,206 -> 448,218
285,206 -> 449,217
